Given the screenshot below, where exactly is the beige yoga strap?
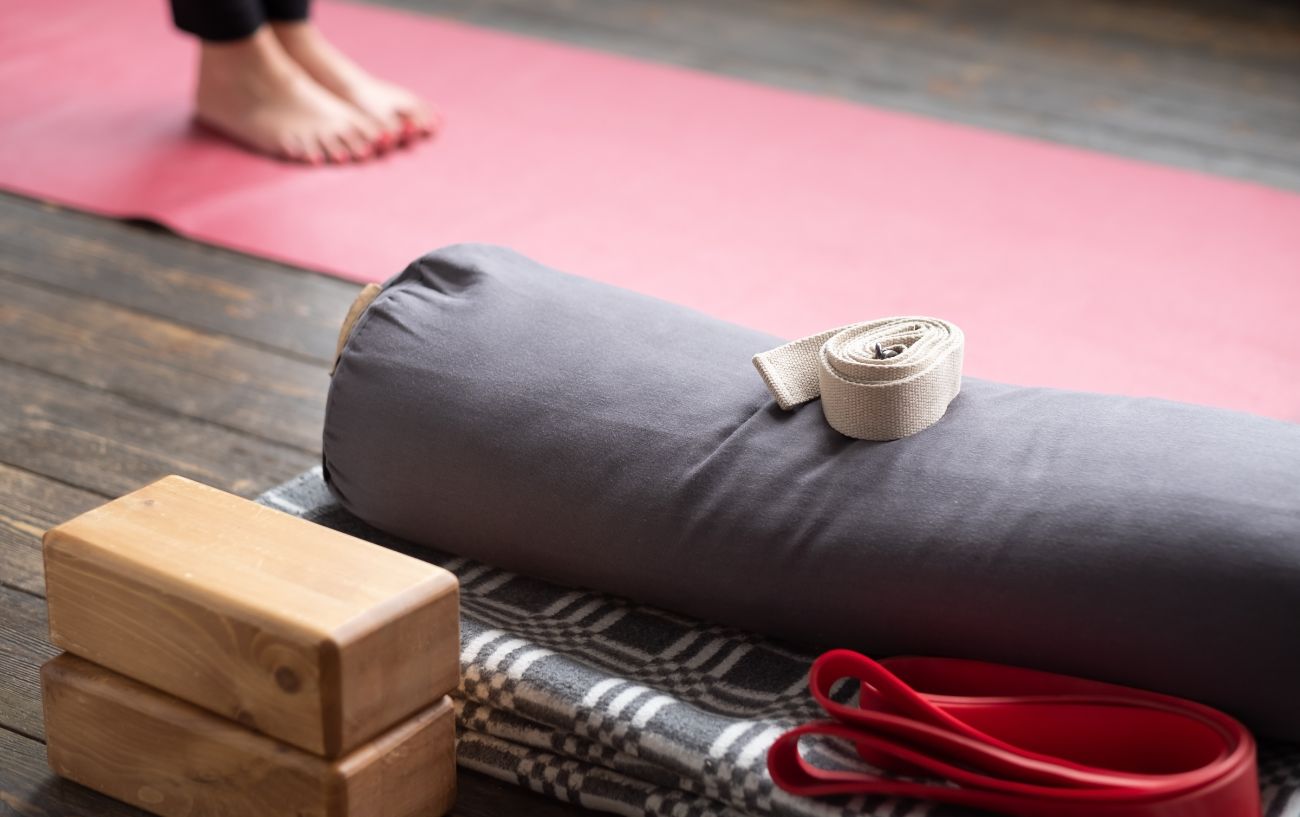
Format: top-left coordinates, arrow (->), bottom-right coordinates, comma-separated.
752,317 -> 964,441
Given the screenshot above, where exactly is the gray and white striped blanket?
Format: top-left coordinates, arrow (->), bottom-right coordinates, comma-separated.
259,468 -> 1300,817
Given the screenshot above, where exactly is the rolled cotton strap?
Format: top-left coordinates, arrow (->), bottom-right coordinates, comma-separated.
751,317 -> 964,440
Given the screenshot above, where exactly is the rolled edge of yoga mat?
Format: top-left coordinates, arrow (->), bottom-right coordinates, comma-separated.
323,244 -> 1300,740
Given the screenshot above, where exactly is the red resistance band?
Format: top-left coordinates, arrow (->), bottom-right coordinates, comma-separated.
767,650 -> 1258,817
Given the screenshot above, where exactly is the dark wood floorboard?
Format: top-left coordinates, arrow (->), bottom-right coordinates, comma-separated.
373,0 -> 1300,191
0,194 -> 572,817
3,0 -> 1297,815
0,361 -> 316,500
0,197 -> 356,363
0,273 -> 328,452
0,465 -> 102,599
0,587 -> 54,743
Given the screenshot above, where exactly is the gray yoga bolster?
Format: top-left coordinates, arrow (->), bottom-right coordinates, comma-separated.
323,244 -> 1300,739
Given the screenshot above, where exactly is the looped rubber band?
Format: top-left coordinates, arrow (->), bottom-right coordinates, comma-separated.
752,317 -> 963,440
767,650 -> 1258,817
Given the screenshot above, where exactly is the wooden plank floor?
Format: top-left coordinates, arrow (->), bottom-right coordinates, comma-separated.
0,197 -> 582,817
2,1 -> 1297,816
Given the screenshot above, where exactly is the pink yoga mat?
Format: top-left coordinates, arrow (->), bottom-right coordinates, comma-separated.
2,0 -> 1298,420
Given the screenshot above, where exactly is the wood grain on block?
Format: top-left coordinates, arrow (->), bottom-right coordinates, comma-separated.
42,654 -> 456,817
42,475 -> 459,758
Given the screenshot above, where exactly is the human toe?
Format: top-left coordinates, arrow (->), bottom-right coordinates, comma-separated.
339,127 -> 374,162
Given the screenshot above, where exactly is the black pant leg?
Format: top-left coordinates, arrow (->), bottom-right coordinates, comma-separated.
170,0 -> 265,41
263,0 -> 312,23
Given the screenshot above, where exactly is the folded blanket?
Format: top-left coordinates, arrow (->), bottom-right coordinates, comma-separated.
257,469 -> 1300,817
323,244 -> 1300,738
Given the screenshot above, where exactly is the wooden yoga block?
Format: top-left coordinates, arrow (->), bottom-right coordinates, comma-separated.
43,475 -> 459,758
43,654 -> 456,817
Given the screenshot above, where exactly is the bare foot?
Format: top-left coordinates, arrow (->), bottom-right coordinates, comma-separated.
196,27 -> 383,163
271,21 -> 438,147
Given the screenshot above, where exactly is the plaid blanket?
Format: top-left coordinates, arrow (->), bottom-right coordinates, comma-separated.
259,468 -> 1300,817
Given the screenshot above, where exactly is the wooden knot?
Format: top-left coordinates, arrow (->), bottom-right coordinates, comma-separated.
274,666 -> 301,694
